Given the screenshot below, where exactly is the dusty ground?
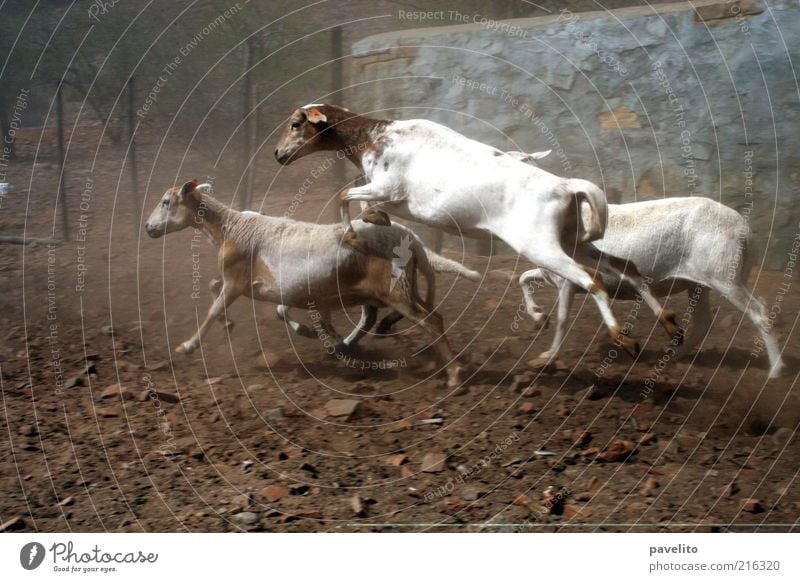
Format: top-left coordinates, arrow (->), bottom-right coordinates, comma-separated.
1,121 -> 799,534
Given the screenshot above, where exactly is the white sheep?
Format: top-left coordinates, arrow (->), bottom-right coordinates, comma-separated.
144,180 -> 463,386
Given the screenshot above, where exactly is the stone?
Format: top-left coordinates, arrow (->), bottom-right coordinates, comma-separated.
351,494 -> 366,517
18,424 -> 37,437
598,440 -> 637,463
573,428 -> 592,447
563,505 -> 592,520
230,512 -> 259,527
95,407 -> 119,418
772,427 -> 794,445
100,384 -> 137,401
0,516 -> 25,532
260,485 -> 289,503
598,106 -> 641,130
385,454 -> 408,466
58,496 -> 75,507
518,402 -> 538,415
421,452 -> 447,473
742,498 -> 764,513
230,494 -> 250,511
641,477 -> 659,497
719,482 -> 739,499
694,0 -> 763,23
264,407 -> 284,422
324,399 -> 361,419
639,433 -> 658,446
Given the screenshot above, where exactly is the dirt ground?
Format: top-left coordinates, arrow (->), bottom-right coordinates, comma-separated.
1,121 -> 798,534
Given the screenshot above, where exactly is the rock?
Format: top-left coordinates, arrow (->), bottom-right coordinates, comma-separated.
742,498 -> 764,514
421,452 -> 447,473
100,384 -> 137,401
580,384 -> 604,401
588,476 -> 601,492
260,485 -> 289,503
719,482 -> 739,499
385,454 -> 408,466
677,432 -> 702,450
555,405 -> 570,418
95,407 -> 119,418
100,325 -> 115,336
573,428 -> 592,447
351,494 -> 366,517
597,440 -> 637,463
230,511 -> 259,527
572,491 -> 592,502
581,447 -> 601,460
324,399 -> 361,419
254,352 -> 285,369
230,494 -> 250,511
695,0 -> 763,23
639,433 -> 658,446
509,373 -> 533,393
461,488 -> 483,501
64,376 -> 84,389
521,385 -> 541,397
58,496 -> 75,507
513,493 -> 534,511
563,505 -> 592,520
264,407 -> 284,422
641,477 -> 659,497
246,384 -> 265,394
138,389 -> 180,404
772,427 -> 795,445
147,360 -> 170,371
518,402 -> 538,415
0,516 -> 25,532
18,424 -> 37,437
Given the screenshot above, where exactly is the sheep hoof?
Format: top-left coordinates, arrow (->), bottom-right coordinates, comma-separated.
341,228 -> 369,253
446,365 -> 462,389
293,324 -> 315,339
175,342 -> 194,355
334,342 -> 356,357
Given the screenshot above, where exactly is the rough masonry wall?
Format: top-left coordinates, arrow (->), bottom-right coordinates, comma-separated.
349,1 -> 799,267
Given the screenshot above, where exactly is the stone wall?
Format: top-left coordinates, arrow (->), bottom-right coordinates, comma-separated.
348,0 -> 800,267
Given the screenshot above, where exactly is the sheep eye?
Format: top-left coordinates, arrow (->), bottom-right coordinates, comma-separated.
162,199 -> 169,207
291,121 -> 301,130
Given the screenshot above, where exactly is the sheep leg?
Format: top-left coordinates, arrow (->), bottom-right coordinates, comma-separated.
336,306 -> 378,353
719,283 -> 784,378
535,280 -> 576,362
604,255 -> 684,345
210,276 -> 235,331
673,286 -> 711,357
514,241 -> 640,358
276,305 -> 315,338
177,279 -> 242,354
518,268 -> 554,327
388,300 -> 461,388
375,310 -> 404,336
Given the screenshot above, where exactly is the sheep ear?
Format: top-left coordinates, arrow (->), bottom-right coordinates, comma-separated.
195,183 -> 213,195
305,107 -> 327,124
529,149 -> 552,160
179,179 -> 199,200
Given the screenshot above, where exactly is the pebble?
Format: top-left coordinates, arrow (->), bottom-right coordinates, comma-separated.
324,399 -> 361,419
421,452 -> 447,473
230,511 -> 259,527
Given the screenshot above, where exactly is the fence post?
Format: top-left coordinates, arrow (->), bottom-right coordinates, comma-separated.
240,37 -> 256,210
127,76 -> 140,232
55,84 -> 69,240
